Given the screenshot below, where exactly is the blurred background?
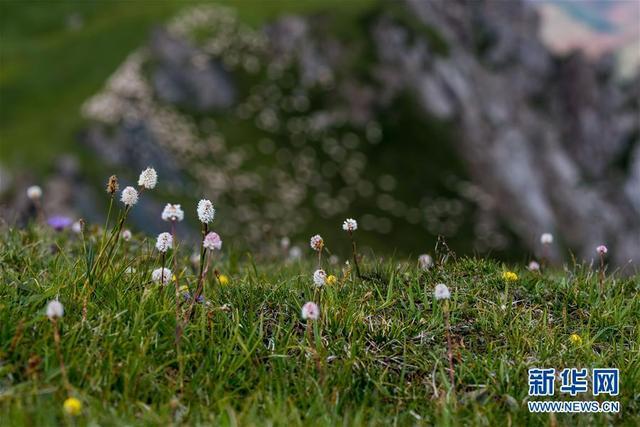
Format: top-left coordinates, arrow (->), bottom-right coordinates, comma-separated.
1,0 -> 639,266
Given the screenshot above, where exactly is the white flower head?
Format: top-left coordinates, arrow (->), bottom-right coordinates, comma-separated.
434,283 -> 451,300
528,260 -> 540,271
125,267 -> 136,274
138,167 -> 157,189
71,221 -> 83,234
120,186 -> 139,206
418,254 -> 434,270
197,199 -> 215,223
596,245 -> 608,256
161,203 -> 184,222
152,267 -> 172,285
203,232 -> 222,251
27,185 -> 42,200
46,300 -> 64,319
342,218 -> 358,232
289,246 -> 302,260
310,234 -> 324,252
313,269 -> 327,287
280,237 -> 290,250
121,229 -> 132,242
301,301 -> 319,320
540,233 -> 553,245
155,232 -> 173,253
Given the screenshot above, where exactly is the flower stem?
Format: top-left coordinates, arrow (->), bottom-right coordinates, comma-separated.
349,232 -> 362,279
52,318 -> 72,393
444,302 -> 455,391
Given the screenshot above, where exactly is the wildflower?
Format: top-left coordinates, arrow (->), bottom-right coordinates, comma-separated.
326,274 -> 337,286
63,397 -> 82,416
218,274 -> 229,285
121,229 -> 132,241
289,246 -> 302,260
502,271 -> 518,282
138,167 -> 157,189
596,245 -> 608,256
569,334 -> 583,346
155,232 -> 173,253
310,234 -> 324,251
161,203 -> 184,222
125,267 -> 136,274
342,218 -> 358,232
280,237 -> 290,250
301,302 -> 319,320
418,254 -> 434,270
540,233 -> 553,245
203,232 -> 222,250
528,261 -> 540,271
313,269 -> 327,287
27,185 -> 42,200
152,267 -> 172,285
46,300 -> 64,319
47,216 -> 73,231
71,220 -> 83,234
434,283 -> 450,300
197,199 -> 215,223
120,186 -> 138,206
106,175 -> 119,195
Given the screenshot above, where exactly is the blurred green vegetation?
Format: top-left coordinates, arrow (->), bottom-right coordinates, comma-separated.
0,0 -> 374,173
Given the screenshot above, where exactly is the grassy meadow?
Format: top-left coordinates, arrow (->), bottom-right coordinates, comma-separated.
1,203 -> 638,425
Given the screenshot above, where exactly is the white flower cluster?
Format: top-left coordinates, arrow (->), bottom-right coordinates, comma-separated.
301,302 -> 319,320
121,186 -> 139,206
155,232 -> 173,253
313,269 -> 326,287
27,185 -> 42,200
152,267 -> 172,285
540,233 -> 553,245
342,218 -> 358,232
309,234 -> 324,252
434,283 -> 451,300
138,167 -> 157,189
418,254 -> 433,270
46,300 -> 64,319
161,204 -> 184,222
197,199 -> 215,223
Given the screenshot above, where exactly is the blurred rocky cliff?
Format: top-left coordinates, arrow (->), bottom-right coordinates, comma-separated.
5,0 -> 638,267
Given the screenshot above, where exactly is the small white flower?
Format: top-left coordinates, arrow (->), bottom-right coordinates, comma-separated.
313,269 -> 327,287
596,245 -> 608,256
540,233 -> 553,245
528,261 -> 540,271
342,218 -> 358,232
418,254 -> 433,270
289,246 -> 302,260
301,302 -> 319,320
152,267 -> 172,285
46,300 -> 64,319
125,267 -> 136,274
120,186 -> 139,206
161,203 -> 184,222
203,232 -> 222,250
138,167 -> 157,189
155,232 -> 173,253
27,185 -> 42,200
280,237 -> 290,250
434,283 -> 450,300
121,229 -> 132,241
310,234 -> 324,251
71,221 -> 83,234
197,199 -> 215,223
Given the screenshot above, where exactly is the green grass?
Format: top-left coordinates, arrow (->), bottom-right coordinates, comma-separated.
0,0 -> 375,173
1,223 -> 638,426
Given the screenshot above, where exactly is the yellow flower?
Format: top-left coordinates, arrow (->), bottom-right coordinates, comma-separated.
218,274 -> 229,286
179,285 -> 189,292
63,397 -> 82,416
569,334 -> 582,346
326,275 -> 337,286
502,271 -> 518,282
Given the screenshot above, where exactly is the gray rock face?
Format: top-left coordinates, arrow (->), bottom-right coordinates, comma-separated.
150,29 -> 236,111
374,0 -> 639,266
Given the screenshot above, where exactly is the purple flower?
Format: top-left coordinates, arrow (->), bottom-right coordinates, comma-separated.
47,216 -> 73,231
